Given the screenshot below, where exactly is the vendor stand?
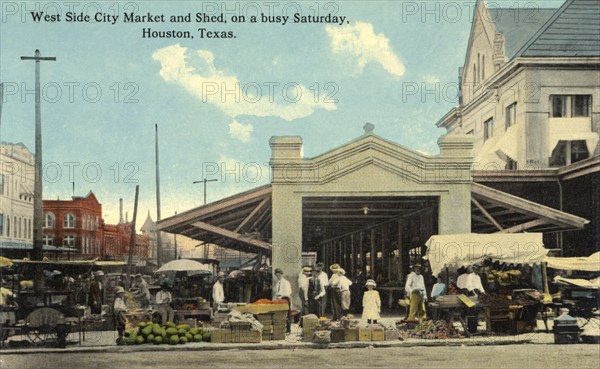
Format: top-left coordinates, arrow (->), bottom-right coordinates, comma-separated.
424,233 -> 550,335
154,259 -> 214,322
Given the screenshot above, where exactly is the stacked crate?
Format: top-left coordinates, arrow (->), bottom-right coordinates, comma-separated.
256,311 -> 287,340
302,315 -> 319,342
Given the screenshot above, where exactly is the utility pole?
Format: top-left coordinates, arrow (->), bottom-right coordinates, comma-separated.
155,124 -> 163,267
173,211 -> 178,260
193,178 -> 218,204
126,185 -> 139,288
21,50 -> 56,292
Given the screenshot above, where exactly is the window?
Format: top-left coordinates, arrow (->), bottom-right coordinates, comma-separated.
13,216 -> 17,237
64,213 -> 75,228
549,140 -> 590,167
482,55 -> 485,80
44,212 -> 55,228
505,158 -> 518,170
483,118 -> 494,141
572,95 -> 591,117
6,216 -> 9,238
43,234 -> 53,246
0,214 -> 3,236
552,95 -> 592,117
0,174 -> 5,195
473,64 -> 477,84
505,102 -> 517,129
28,219 -> 32,238
64,235 -> 75,247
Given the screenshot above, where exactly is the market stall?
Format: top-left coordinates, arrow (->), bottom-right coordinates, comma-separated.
424,233 -> 550,334
154,259 -> 214,322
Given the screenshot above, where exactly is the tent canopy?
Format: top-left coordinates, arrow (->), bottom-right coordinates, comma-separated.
424,233 -> 548,276
155,259 -> 212,273
545,252 -> 600,272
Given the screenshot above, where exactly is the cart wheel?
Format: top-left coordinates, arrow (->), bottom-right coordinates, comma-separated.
26,324 -> 58,344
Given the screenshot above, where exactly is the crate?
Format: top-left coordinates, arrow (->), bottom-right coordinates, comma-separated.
344,328 -> 359,342
211,329 -> 223,343
372,329 -> 385,341
358,328 -> 372,341
330,328 -> 345,343
234,303 -> 288,315
554,333 -> 580,344
240,330 -> 261,343
222,329 -> 232,343
303,329 -> 315,342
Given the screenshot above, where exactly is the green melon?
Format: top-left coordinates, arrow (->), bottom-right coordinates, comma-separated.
179,336 -> 188,344
169,335 -> 179,345
176,324 -> 190,332
164,321 -> 176,328
146,334 -> 154,343
138,322 -> 147,328
135,336 -> 144,345
185,332 -> 193,341
193,334 -> 202,342
166,327 -> 178,336
189,328 -> 198,335
201,332 -> 211,342
153,336 -> 163,345
142,325 -> 153,337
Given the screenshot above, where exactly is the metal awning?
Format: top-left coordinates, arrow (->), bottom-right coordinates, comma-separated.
157,185 -> 272,255
471,183 -> 588,233
157,182 -> 588,256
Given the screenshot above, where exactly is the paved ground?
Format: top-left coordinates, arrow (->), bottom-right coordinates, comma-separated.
2,344 -> 599,369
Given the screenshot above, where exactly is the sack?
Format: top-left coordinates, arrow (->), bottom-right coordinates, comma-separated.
313,330 -> 331,344
398,298 -> 409,307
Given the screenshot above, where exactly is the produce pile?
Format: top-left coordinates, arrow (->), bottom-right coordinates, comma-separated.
117,321 -> 211,345
479,294 -> 512,307
252,299 -> 288,305
398,320 -> 463,340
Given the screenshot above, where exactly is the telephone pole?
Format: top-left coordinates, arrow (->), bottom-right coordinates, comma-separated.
155,124 -> 163,267
193,178 -> 218,204
21,50 -> 56,292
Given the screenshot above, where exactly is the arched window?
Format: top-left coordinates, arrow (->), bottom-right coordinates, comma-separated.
64,213 -> 76,228
44,212 -> 55,228
482,55 -> 485,80
473,64 -> 477,84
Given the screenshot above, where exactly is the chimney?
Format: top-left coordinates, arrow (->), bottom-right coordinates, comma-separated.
119,198 -> 124,224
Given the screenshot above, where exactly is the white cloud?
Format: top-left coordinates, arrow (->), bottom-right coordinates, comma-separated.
228,119 -> 253,142
152,44 -> 336,129
423,74 -> 440,84
326,22 -> 405,78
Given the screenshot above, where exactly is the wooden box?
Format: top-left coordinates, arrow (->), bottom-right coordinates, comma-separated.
358,328 -> 372,341
234,303 -> 288,315
372,329 -> 385,341
330,328 -> 345,343
344,328 -> 359,342
240,330 -> 261,343
211,329 -> 223,343
222,329 -> 232,343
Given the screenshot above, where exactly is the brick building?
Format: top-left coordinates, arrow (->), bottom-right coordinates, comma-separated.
43,192 -> 148,260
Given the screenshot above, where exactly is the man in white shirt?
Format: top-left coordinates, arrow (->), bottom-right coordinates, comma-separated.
133,274 -> 151,308
113,286 -> 127,339
156,283 -> 174,323
298,266 -> 312,316
307,269 -> 326,316
212,272 -> 226,310
465,266 -> 485,297
336,268 -> 353,317
273,268 -> 292,333
405,264 -> 427,321
315,262 -> 329,317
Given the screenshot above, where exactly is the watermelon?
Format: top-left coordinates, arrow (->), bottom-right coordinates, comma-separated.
164,321 -> 176,328
185,333 -> 193,341
176,324 -> 190,332
166,327 -> 178,337
146,334 -> 154,343
179,336 -> 188,344
142,325 -> 153,337
193,334 -> 202,342
135,336 -> 144,345
153,336 -> 163,345
202,332 -> 211,342
169,335 -> 179,345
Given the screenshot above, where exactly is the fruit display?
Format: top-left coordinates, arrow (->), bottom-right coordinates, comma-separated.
251,299 -> 288,305
120,321 -> 211,345
397,320 -> 463,340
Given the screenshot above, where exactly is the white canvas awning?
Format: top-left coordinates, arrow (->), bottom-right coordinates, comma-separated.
424,233 -> 548,276
494,124 -> 519,161
545,252 -> 600,272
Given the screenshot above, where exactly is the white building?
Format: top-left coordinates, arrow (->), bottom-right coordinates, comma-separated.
437,0 -> 600,170
0,142 -> 34,251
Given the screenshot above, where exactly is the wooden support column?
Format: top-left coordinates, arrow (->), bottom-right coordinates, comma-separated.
381,226 -> 387,281
370,228 -> 376,278
360,232 -> 366,275
350,234 -> 355,275
397,220 -> 404,281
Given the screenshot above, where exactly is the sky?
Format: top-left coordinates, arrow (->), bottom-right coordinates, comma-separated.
0,0 -> 565,226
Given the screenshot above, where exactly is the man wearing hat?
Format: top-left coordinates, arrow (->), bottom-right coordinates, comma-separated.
314,262 -> 329,317
307,268 -> 326,316
156,283 -> 174,323
212,272 -> 226,310
133,274 -> 151,308
88,271 -> 105,314
328,264 -> 345,320
405,264 -> 427,321
113,286 -> 128,339
273,268 -> 292,333
298,266 -> 312,316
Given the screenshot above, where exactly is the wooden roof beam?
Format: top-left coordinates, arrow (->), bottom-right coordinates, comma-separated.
471,197 -> 504,231
191,220 -> 272,252
496,219 -> 547,233
235,197 -> 271,233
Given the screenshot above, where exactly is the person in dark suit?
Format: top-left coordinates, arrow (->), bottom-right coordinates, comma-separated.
88,271 -> 105,314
